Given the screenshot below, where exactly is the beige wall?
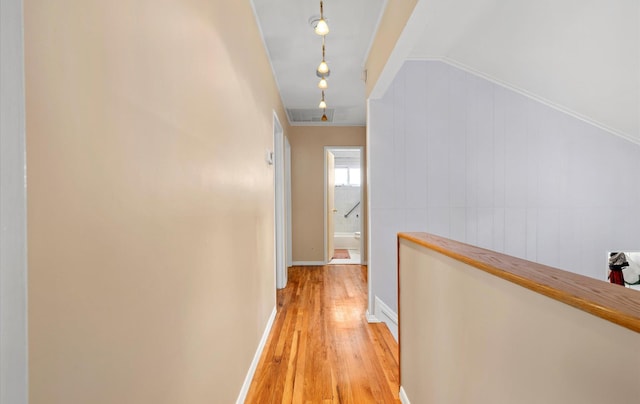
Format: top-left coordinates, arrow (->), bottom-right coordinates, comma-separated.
288,126 -> 367,263
399,239 -> 640,403
24,1 -> 287,403
365,0 -> 418,95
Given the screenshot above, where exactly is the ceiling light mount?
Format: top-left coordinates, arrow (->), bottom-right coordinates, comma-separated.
309,17 -> 329,36
310,1 -> 329,35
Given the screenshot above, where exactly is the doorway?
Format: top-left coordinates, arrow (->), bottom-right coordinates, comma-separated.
274,112 -> 291,289
324,147 -> 363,265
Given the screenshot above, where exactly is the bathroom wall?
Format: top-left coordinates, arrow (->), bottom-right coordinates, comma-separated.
368,60 -> 640,317
334,185 -> 361,233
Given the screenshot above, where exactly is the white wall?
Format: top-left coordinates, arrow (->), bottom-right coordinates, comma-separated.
369,60 -> 640,316
408,0 -> 640,143
0,0 -> 29,403
334,186 -> 361,233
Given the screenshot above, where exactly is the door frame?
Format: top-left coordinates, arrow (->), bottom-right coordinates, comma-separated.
284,136 -> 292,268
323,146 -> 364,264
1,0 -> 29,401
273,112 -> 287,289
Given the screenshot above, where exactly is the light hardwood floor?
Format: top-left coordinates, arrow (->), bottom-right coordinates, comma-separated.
246,265 -> 400,403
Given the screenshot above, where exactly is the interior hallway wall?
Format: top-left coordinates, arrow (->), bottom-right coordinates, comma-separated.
288,126 -> 367,263
369,60 -> 640,316
24,1 -> 287,402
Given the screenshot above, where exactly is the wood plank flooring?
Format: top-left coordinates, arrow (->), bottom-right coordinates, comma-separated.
245,265 -> 400,403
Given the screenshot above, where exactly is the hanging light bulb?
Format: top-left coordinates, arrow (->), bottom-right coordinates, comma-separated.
318,77 -> 328,89
316,37 -> 330,76
319,91 -> 327,109
321,109 -> 328,122
317,60 -> 329,75
315,19 -> 329,36
314,1 -> 329,35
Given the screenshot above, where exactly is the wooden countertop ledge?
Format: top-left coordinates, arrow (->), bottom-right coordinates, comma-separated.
399,232 -> 640,334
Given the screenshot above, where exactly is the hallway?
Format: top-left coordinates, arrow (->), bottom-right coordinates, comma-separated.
246,265 -> 400,403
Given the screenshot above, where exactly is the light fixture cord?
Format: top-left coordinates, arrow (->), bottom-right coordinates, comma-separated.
322,36 -> 325,59
320,1 -> 324,18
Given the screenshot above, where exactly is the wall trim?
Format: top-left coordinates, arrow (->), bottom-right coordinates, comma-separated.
274,111 -> 287,290
365,99 -> 375,317
248,0 -> 290,127
291,261 -> 325,266
365,310 -> 381,323
236,306 -> 277,404
362,0 -> 389,68
289,122 -> 366,127
374,296 -> 398,341
368,0 -> 429,99
399,386 -> 411,404
405,56 -> 640,146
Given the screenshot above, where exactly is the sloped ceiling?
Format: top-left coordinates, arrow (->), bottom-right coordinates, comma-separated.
405,0 -> 639,143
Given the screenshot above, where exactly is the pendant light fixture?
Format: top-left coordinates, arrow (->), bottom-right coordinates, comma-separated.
319,91 -> 327,109
314,1 -> 329,36
310,1 -> 331,123
316,37 -> 330,76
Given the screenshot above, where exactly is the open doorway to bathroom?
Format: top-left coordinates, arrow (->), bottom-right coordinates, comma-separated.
324,147 -> 363,265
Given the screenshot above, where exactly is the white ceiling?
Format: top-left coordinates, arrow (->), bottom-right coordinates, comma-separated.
252,0 -> 385,126
254,0 -> 638,139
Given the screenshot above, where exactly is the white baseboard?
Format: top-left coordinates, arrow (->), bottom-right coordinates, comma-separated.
374,296 -> 398,342
399,386 -> 411,404
365,309 -> 381,323
291,261 -> 325,266
236,306 -> 277,404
